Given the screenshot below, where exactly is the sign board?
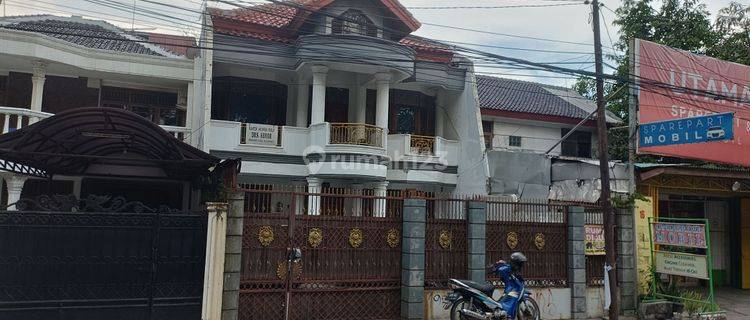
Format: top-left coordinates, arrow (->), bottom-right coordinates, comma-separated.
635,38 -> 750,166
634,198 -> 654,295
654,251 -> 710,280
245,123 -> 278,146
652,222 -> 707,248
639,113 -> 733,147
584,224 -> 606,256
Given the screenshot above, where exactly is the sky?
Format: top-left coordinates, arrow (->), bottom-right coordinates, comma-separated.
1,0 -> 738,87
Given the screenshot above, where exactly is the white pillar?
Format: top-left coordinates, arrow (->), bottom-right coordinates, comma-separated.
310,66 -> 329,125
185,82 -> 194,135
30,61 -> 47,112
351,184 -> 364,216
5,175 -> 27,211
373,181 -> 388,218
375,73 -> 391,131
306,177 -> 322,215
435,91 -> 445,137
201,202 -> 228,320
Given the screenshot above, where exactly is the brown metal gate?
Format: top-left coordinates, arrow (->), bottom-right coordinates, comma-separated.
238,187 -> 402,320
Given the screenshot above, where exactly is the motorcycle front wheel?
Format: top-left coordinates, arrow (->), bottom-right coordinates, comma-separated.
517,296 -> 541,320
449,297 -> 475,320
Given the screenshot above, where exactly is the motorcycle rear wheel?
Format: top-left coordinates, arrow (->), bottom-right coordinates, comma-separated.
449,297 -> 475,320
517,296 -> 541,320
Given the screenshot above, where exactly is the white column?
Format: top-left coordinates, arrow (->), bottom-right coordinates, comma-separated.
373,181 -> 389,218
306,177 -> 322,215
310,66 -> 329,125
185,82 -> 194,136
30,61 -> 47,112
375,73 -> 391,131
201,202 -> 228,320
351,184 -> 364,216
435,91 -> 445,137
295,77 -> 310,127
5,175 -> 27,211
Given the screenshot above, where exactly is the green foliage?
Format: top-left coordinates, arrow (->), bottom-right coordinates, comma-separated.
680,290 -> 704,315
572,0 -> 749,162
612,192 -> 650,209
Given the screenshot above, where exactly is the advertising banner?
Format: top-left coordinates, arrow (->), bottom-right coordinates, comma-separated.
639,112 -> 733,147
584,224 -> 606,256
652,222 -> 707,248
654,251 -> 710,280
635,38 -> 750,166
634,198 -> 654,294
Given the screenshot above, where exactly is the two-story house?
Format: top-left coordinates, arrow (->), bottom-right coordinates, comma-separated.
477,75 -> 625,202
0,15 -> 198,207
193,0 -> 488,215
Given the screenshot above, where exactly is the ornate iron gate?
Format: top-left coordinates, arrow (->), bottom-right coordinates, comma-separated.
0,195 -> 207,320
238,189 -> 402,320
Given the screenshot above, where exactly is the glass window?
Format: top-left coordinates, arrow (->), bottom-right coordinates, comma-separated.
508,135 -> 522,147
331,9 -> 377,37
561,129 -> 592,158
396,106 -> 416,134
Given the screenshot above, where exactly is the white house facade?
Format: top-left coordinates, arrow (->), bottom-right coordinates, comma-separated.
191,0 -> 488,214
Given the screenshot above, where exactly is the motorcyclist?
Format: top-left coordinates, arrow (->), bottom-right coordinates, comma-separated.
492,252 -> 527,319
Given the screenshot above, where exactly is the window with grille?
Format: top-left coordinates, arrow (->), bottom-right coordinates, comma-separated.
331,9 -> 377,37
508,135 -> 522,147
561,129 -> 592,158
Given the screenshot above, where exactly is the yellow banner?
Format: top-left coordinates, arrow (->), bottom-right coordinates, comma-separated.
584,224 -> 606,255
635,197 -> 654,295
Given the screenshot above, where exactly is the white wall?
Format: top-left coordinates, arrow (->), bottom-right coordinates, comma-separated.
487,117 -> 597,157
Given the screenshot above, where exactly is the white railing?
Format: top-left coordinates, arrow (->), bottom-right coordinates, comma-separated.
160,124 -> 191,141
0,106 -> 190,142
0,106 -> 53,134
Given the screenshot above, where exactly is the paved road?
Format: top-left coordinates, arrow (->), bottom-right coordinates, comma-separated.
716,288 -> 750,319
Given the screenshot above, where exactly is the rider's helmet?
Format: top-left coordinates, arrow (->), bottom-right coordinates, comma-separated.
510,252 -> 527,273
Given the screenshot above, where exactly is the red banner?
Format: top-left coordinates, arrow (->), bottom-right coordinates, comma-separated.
635,39 -> 750,166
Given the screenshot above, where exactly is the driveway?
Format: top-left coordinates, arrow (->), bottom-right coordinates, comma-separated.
716,288 -> 750,319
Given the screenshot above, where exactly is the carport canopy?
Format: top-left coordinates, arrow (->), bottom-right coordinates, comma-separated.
0,107 -> 218,180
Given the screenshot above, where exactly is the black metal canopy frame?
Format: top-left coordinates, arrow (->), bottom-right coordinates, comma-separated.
0,107 -> 219,180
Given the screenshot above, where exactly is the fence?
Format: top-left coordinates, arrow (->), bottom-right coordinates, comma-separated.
425,197 -> 468,288
486,200 -> 569,287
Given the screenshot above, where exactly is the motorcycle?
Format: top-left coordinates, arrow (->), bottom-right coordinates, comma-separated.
443,262 -> 540,320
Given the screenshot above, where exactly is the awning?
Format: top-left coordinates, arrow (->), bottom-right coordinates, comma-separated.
0,107 -> 218,179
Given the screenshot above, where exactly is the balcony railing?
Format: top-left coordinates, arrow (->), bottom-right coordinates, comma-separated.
0,106 -> 190,141
0,106 -> 53,134
410,134 -> 435,155
329,123 -> 383,148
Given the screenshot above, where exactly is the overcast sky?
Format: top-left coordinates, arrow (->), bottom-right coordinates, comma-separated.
2,0 -> 738,87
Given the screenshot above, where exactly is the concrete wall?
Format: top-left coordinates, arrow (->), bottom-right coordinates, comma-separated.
424,288 -> 574,320
486,118 -> 597,157
586,287 -> 606,319
449,67 -> 489,196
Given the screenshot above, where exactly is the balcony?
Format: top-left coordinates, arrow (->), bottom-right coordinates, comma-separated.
387,134 -> 458,166
0,106 -> 190,140
329,123 -> 383,148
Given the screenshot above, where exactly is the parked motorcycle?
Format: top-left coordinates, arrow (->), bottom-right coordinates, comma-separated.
443,252 -> 540,320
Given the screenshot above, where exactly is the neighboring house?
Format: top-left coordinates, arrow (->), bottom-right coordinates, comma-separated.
193,0 -> 488,214
476,75 -> 625,200
0,15 -> 198,206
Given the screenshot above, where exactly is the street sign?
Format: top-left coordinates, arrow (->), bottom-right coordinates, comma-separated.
639,112 -> 733,148
585,224 -> 606,256
654,251 -> 709,280
652,222 -> 707,249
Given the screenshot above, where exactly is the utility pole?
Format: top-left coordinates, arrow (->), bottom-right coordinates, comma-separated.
591,0 -> 619,318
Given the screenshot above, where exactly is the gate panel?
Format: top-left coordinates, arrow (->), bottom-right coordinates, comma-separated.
0,199 -> 207,320
425,198 -> 468,288
486,201 -> 568,287
238,188 -> 402,320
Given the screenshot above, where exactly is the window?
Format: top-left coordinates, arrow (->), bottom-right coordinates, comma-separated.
331,9 -> 377,37
101,86 -> 183,126
561,129 -> 592,158
388,90 -> 435,135
508,135 -> 522,147
396,106 -> 416,134
482,121 -> 494,149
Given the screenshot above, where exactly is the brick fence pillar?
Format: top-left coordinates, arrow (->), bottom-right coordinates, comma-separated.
222,192 -> 245,320
467,200 -> 487,282
616,206 -> 637,315
402,199 -> 426,320
568,206 -> 587,319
